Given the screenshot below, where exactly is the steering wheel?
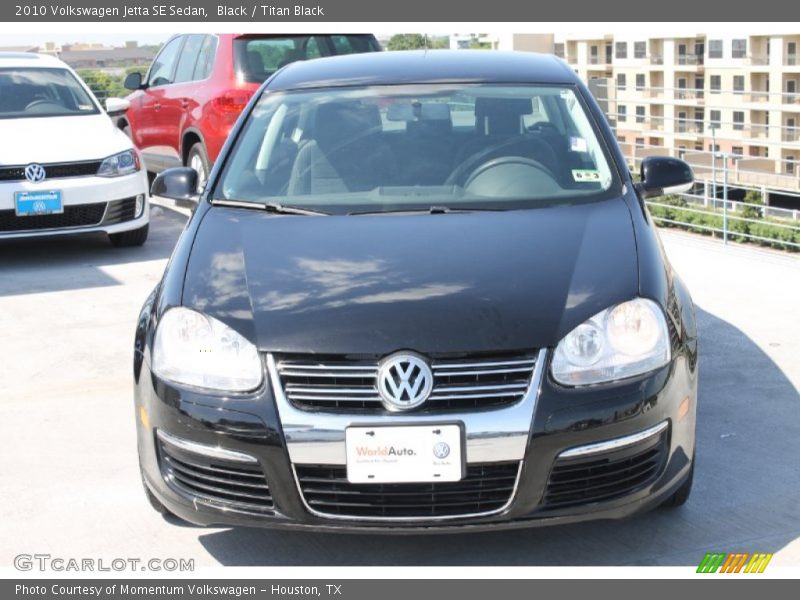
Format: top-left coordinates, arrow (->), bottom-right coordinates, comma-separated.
446,138 -> 555,187
527,121 -> 560,134
25,99 -> 65,112
462,156 -> 554,190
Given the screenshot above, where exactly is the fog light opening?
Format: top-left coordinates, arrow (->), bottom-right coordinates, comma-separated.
678,396 -> 691,421
135,194 -> 145,218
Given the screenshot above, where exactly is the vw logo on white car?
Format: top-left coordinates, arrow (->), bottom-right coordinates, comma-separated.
433,442 -> 451,459
24,163 -> 46,183
377,353 -> 433,411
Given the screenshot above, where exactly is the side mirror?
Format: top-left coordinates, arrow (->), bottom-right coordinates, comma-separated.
151,167 -> 198,201
123,72 -> 144,91
105,97 -> 130,114
637,156 -> 694,199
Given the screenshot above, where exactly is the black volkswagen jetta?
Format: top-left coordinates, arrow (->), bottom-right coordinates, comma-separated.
134,50 -> 698,532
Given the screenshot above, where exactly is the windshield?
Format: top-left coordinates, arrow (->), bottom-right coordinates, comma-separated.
0,67 -> 99,119
215,84 -> 621,214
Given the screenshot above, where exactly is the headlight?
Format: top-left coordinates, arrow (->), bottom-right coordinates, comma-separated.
552,298 -> 671,386
152,307 -> 262,392
97,149 -> 140,177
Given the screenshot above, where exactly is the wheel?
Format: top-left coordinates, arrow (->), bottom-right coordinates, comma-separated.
661,462 -> 694,508
186,142 -> 210,191
109,224 -> 148,247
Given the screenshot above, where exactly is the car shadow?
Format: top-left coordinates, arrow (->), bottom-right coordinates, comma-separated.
194,306 -> 800,566
0,205 -> 187,297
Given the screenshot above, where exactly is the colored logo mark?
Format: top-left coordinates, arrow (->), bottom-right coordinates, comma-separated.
697,552 -> 773,573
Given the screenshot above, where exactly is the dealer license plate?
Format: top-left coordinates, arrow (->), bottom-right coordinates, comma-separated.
15,190 -> 63,216
345,424 -> 463,484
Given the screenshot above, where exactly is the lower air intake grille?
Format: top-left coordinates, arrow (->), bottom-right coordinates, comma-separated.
158,439 -> 273,514
0,202 -> 106,232
542,428 -> 668,510
102,197 -> 138,224
295,462 -> 519,519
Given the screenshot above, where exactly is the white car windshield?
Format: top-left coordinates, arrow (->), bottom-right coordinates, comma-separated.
215,83 -> 621,214
0,67 -> 99,119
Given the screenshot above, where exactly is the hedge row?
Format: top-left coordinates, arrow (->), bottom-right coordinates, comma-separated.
647,196 -> 800,253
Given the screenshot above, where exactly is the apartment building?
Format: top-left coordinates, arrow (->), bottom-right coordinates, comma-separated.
549,30 -> 800,199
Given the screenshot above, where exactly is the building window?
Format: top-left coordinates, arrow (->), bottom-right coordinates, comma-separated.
786,156 -> 796,175
710,75 -> 721,92
554,43 -> 565,58
636,73 -> 646,90
710,110 -> 721,127
733,75 -> 745,94
732,146 -> 743,157
709,144 -> 720,153
634,41 -> 646,58
732,39 -> 747,59
618,135 -> 626,143
789,42 -> 797,65
616,73 -> 626,91
635,137 -> 645,147
635,106 -> 645,123
695,144 -> 703,151
709,39 -> 723,58
615,41 -> 627,59
733,111 -> 745,130
618,105 -> 627,122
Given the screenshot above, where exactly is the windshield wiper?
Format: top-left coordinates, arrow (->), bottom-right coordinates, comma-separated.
212,198 -> 330,216
349,206 -> 508,216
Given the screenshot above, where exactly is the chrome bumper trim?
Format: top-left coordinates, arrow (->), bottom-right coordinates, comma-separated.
268,348 -> 548,465
557,420 -> 669,459
156,429 -> 259,464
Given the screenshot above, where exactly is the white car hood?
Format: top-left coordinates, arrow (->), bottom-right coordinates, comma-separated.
0,113 -> 131,165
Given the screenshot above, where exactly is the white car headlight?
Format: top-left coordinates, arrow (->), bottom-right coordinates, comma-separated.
152,307 -> 262,392
97,149 -> 140,177
552,298 -> 671,386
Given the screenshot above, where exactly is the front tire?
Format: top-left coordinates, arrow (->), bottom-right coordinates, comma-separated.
109,224 -> 148,247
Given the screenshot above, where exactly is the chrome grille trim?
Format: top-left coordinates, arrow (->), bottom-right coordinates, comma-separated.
276,353 -> 538,411
268,348 -> 548,465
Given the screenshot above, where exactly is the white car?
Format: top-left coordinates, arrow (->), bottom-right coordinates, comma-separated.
0,52 -> 149,246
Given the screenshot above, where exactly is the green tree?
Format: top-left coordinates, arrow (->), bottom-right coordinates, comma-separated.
386,34 -> 430,51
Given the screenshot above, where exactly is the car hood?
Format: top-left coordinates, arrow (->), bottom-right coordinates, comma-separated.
182,198 -> 639,355
0,113 -> 130,165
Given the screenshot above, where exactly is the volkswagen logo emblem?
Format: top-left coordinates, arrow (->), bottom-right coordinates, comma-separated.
433,442 -> 450,459
24,163 -> 46,183
377,353 -> 433,411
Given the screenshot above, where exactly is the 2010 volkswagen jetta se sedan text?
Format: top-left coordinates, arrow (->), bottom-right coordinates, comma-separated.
134,50 -> 699,532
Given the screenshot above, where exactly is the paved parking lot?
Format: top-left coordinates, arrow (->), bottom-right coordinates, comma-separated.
1,204 -> 799,567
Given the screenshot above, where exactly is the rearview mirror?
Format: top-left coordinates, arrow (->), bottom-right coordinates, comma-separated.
123,72 -> 144,91
638,156 -> 694,199
105,97 -> 130,114
151,167 -> 198,202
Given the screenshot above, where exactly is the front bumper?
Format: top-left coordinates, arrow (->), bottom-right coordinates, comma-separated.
134,347 -> 697,532
0,169 -> 149,239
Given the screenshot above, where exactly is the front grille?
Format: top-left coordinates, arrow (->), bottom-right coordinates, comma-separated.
0,202 -> 106,232
276,352 -> 537,412
102,197 -> 138,224
158,439 -> 274,514
296,462 -> 520,519
0,160 -> 102,182
542,428 -> 668,510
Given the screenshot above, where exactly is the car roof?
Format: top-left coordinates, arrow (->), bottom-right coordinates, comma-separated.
0,52 -> 69,69
268,50 -> 578,91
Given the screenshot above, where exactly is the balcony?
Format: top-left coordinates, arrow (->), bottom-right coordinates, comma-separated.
676,55 -> 704,66
784,93 -> 800,105
746,125 -> 770,139
587,56 -> 611,66
649,55 -> 664,65
783,129 -> 800,142
645,88 -> 664,99
675,121 -> 704,134
646,118 -> 665,131
786,54 -> 798,66
745,55 -> 770,66
675,89 -> 704,101
746,91 -> 770,102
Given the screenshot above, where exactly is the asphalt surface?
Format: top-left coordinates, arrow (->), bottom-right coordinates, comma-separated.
1,204 -> 799,568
